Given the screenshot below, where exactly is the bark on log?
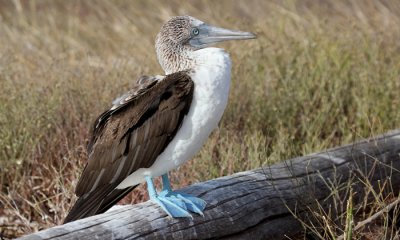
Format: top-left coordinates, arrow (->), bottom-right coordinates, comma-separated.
18,130 -> 400,240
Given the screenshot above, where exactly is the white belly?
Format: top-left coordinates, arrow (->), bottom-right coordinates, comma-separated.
117,48 -> 231,189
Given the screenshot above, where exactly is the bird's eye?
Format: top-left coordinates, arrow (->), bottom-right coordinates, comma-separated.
192,28 -> 199,36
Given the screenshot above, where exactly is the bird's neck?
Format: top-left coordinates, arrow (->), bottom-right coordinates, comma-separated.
155,38 -> 197,75
190,47 -> 232,87
164,51 -> 195,75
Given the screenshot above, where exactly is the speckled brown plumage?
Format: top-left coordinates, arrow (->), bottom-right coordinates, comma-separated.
155,16 -> 198,74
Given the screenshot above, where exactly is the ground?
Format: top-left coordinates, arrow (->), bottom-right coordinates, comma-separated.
0,0 -> 400,239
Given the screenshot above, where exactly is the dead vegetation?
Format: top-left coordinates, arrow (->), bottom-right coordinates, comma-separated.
1,0 -> 400,238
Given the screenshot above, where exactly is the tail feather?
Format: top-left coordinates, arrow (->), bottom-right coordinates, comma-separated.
64,184 -> 138,224
98,185 -> 137,213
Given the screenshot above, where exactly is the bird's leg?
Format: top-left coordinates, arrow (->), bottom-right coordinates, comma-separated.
145,176 -> 158,198
145,175 -> 191,218
159,173 -> 206,216
161,173 -> 172,192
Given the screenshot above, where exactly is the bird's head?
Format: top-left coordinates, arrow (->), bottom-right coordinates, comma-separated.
155,16 -> 256,74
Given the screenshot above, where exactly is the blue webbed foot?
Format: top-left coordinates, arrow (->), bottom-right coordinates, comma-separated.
149,191 -> 193,217
145,174 -> 206,218
159,189 -> 206,216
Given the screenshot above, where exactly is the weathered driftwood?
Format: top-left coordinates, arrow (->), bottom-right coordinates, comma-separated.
18,129 -> 400,240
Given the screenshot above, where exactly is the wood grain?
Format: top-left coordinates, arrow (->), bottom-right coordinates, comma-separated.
18,129 -> 400,240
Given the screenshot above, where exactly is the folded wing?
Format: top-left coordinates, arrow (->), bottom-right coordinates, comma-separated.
64,71 -> 194,223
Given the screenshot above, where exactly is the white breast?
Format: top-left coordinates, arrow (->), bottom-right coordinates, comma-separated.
117,48 -> 231,188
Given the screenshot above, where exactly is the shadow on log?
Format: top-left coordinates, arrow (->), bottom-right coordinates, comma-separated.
18,130 -> 400,240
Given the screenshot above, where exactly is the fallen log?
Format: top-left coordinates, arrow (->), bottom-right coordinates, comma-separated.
18,129 -> 400,240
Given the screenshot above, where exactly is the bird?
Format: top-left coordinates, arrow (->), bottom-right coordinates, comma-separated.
64,15 -> 256,223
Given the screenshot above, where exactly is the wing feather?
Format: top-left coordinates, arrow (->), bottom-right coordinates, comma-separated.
64,72 -> 194,223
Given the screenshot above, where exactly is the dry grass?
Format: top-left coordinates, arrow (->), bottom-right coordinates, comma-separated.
288,162 -> 400,240
1,0 -> 400,238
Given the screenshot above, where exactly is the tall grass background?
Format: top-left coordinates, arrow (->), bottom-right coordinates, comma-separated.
0,0 -> 400,238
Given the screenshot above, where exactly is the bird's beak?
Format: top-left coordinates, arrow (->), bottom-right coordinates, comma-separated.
189,24 -> 256,48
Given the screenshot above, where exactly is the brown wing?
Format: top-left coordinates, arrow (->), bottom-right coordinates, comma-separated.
64,72 -> 194,223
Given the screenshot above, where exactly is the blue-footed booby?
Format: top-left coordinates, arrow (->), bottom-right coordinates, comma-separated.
64,16 -> 256,223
